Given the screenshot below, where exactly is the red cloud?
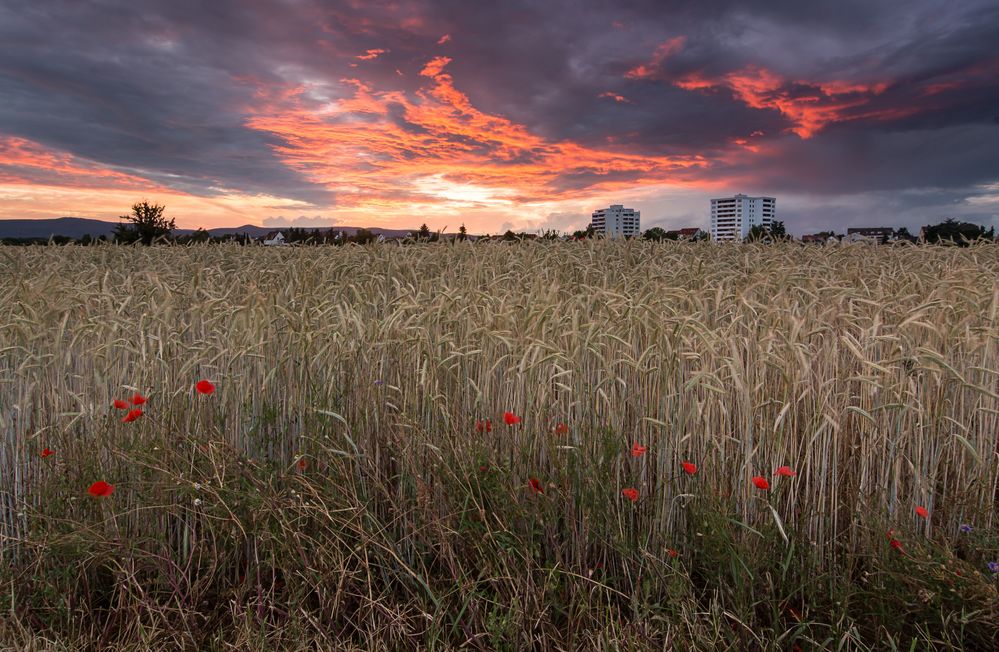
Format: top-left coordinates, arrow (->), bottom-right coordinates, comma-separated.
244,56 -> 709,210
598,92 -> 631,103
437,34 -> 451,45
0,136 -> 163,189
675,66 -> 899,138
625,37 -> 686,80
356,49 -> 388,61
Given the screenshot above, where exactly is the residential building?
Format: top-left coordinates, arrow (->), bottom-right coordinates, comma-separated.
665,227 -> 707,241
263,231 -> 287,246
591,205 -> 640,238
710,194 -> 776,241
846,227 -> 893,244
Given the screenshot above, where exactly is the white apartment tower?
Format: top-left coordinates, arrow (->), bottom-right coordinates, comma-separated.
591,205 -> 640,238
710,194 -> 776,241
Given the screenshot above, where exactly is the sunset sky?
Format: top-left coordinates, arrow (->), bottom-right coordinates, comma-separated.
1,0 -> 998,235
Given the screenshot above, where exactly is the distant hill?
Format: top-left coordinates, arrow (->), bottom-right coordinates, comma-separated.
0,218 -> 416,240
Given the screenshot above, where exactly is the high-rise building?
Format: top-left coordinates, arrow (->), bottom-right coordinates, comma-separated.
591,205 -> 640,238
710,194 -> 776,241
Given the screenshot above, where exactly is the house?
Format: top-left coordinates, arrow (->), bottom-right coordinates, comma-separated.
846,227 -> 893,244
263,231 -> 287,246
800,234 -> 831,244
665,227 -> 706,241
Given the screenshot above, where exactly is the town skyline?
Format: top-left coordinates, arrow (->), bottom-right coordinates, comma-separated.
1,1 -> 997,235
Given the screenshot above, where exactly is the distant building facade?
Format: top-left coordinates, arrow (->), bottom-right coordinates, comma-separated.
591,205 -> 640,238
710,194 -> 776,241
846,227 -> 893,244
665,227 -> 707,241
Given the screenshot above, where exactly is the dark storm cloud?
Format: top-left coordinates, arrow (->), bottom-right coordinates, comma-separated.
1,0 -> 997,224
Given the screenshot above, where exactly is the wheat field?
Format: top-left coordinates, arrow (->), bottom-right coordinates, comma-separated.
1,241 -> 997,650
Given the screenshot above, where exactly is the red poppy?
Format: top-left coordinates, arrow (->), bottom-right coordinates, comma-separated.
915,505 -> 929,519
553,422 -> 569,435
622,487 -> 639,502
889,538 -> 903,552
503,412 -> 521,426
682,461 -> 698,475
88,480 -> 114,497
751,476 -> 770,491
195,379 -> 215,395
297,458 -> 307,471
666,548 -> 679,558
479,465 -> 489,472
528,477 -> 544,494
122,408 -> 143,423
41,447 -> 55,458
631,443 -> 647,457
112,399 -> 129,410
475,419 -> 492,433
774,466 -> 796,477
130,393 -> 147,406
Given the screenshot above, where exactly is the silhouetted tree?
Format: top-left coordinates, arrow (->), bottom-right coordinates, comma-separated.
769,220 -> 789,241
921,219 -> 994,246
642,227 -> 669,241
458,224 -> 467,241
114,201 -> 175,245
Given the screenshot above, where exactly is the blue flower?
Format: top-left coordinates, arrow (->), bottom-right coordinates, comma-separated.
988,561 -> 999,574
374,379 -> 385,386
959,523 -> 973,534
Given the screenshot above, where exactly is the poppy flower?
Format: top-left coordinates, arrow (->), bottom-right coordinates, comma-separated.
88,480 -> 114,497
479,465 -> 489,472
475,419 -> 492,433
195,379 -> 215,395
122,408 -> 143,423
297,458 -> 307,471
889,538 -> 904,552
528,477 -> 544,494
915,506 -> 929,519
774,466 -> 796,477
622,487 -> 639,502
631,443 -> 647,457
503,412 -> 521,426
130,393 -> 147,406
553,422 -> 569,435
682,461 -> 698,475
112,399 -> 129,410
751,476 -> 770,491
666,548 -> 679,558
41,447 -> 55,458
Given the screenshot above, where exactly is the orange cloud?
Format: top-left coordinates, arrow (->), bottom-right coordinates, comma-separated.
675,67 -> 897,138
244,56 -> 709,213
625,37 -> 686,80
437,34 -> 451,45
356,48 -> 388,60
0,136 -> 163,189
598,92 -> 631,103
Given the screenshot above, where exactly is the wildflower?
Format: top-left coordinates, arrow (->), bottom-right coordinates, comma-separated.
987,561 -> 999,574
751,476 -> 770,491
631,443 -> 647,457
889,538 -> 904,552
475,419 -> 492,433
774,466 -> 796,477
374,379 -> 384,386
122,408 -> 143,423
553,422 -> 569,435
130,393 -> 147,406
682,461 -> 698,475
112,399 -> 129,410
666,548 -> 679,558
194,498 -> 203,507
503,412 -> 521,426
41,447 -> 55,458
297,458 -> 307,471
479,465 -> 489,472
88,480 -> 114,498
528,477 -> 544,494
622,487 -> 639,502
915,506 -> 929,519
959,524 -> 973,534
195,379 -> 215,395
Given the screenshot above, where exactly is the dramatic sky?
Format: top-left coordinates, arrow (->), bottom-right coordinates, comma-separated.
1,0 -> 998,234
